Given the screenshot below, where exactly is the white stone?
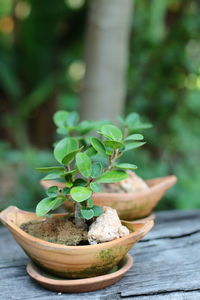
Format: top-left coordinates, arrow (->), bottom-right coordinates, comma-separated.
120,171 -> 149,192
88,206 -> 130,245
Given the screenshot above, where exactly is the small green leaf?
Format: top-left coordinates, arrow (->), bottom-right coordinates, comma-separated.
86,197 -> 94,208
54,137 -> 78,164
36,166 -> 64,172
99,124 -> 123,141
76,152 -> 92,178
57,127 -> 68,135
125,113 -> 139,128
125,134 -> 144,141
76,120 -> 96,134
85,147 -> 97,157
91,162 -> 103,178
60,169 -> 78,177
96,170 -> 128,183
46,186 -> 59,197
53,110 -> 68,128
62,147 -> 83,165
62,187 -> 70,195
105,146 -> 114,156
92,205 -> 103,217
124,142 -> 146,152
91,137 -> 106,155
118,116 -> 126,127
42,173 -> 62,180
36,197 -> 64,217
104,140 -> 124,149
125,113 -> 152,130
65,181 -> 73,188
67,111 -> 79,127
91,154 -> 109,168
114,163 -> 137,170
80,207 -> 94,220
70,186 -> 92,202
73,178 -> 87,186
90,182 -> 101,192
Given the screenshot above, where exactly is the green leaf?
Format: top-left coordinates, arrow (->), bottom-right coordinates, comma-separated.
73,178 -> 87,187
36,166 -> 64,172
85,147 -> 97,157
62,187 -> 70,195
46,186 -> 59,197
96,170 -> 128,183
124,142 -> 146,152
118,116 -> 126,127
90,182 -> 102,192
114,163 -> 137,170
70,186 -> 92,202
104,140 -> 124,149
99,124 -> 123,141
36,197 -> 65,217
91,137 -> 106,155
91,154 -> 109,168
62,147 -> 83,165
125,113 -> 139,128
80,207 -> 94,220
57,127 -> 68,135
60,169 -> 78,177
91,162 -> 103,178
76,120 -> 96,134
67,111 -> 79,127
53,110 -> 68,128
125,113 -> 152,130
42,173 -> 62,180
76,152 -> 92,178
125,134 -> 144,141
92,205 -> 103,217
65,181 -> 73,188
105,146 -> 114,155
54,137 -> 78,164
86,197 -> 94,208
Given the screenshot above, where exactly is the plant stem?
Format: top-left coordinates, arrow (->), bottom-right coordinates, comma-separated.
74,203 -> 88,230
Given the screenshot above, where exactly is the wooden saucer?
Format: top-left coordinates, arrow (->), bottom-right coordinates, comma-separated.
26,254 -> 133,293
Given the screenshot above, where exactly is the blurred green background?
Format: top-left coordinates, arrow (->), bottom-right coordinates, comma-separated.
0,0 -> 200,211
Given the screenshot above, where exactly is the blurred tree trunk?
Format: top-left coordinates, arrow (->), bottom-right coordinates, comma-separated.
80,0 -> 133,122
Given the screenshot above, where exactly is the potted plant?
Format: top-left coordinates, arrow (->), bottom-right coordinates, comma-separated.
40,110 -> 177,220
0,123 -> 154,286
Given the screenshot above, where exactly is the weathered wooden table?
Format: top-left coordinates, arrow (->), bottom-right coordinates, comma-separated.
0,210 -> 200,300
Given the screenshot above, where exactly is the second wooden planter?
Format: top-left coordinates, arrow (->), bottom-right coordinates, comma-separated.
40,175 -> 177,220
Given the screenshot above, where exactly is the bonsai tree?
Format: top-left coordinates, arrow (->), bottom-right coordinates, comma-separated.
36,122 -> 147,226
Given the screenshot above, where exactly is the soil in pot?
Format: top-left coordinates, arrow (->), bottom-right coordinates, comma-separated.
20,206 -> 130,246
20,216 -> 89,246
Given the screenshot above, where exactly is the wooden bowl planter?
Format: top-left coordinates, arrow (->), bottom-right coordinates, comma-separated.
40,175 -> 177,220
0,206 -> 153,279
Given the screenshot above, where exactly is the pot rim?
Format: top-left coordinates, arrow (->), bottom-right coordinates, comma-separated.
0,206 -> 154,250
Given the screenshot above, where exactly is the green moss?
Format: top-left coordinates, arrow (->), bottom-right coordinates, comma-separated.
23,246 -> 130,279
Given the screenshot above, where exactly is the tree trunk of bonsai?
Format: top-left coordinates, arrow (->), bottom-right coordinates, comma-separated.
80,0 -> 134,122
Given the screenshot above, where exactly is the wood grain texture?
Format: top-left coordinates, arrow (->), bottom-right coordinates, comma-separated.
0,210 -> 200,300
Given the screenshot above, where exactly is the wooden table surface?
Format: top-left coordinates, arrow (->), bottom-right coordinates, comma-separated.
0,210 -> 200,300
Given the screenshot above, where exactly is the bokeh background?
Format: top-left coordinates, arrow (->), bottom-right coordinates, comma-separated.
0,0 -> 200,211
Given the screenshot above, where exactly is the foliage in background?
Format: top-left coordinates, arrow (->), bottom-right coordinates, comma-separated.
125,0 -> 200,210
0,0 -> 200,210
0,142 -> 55,211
